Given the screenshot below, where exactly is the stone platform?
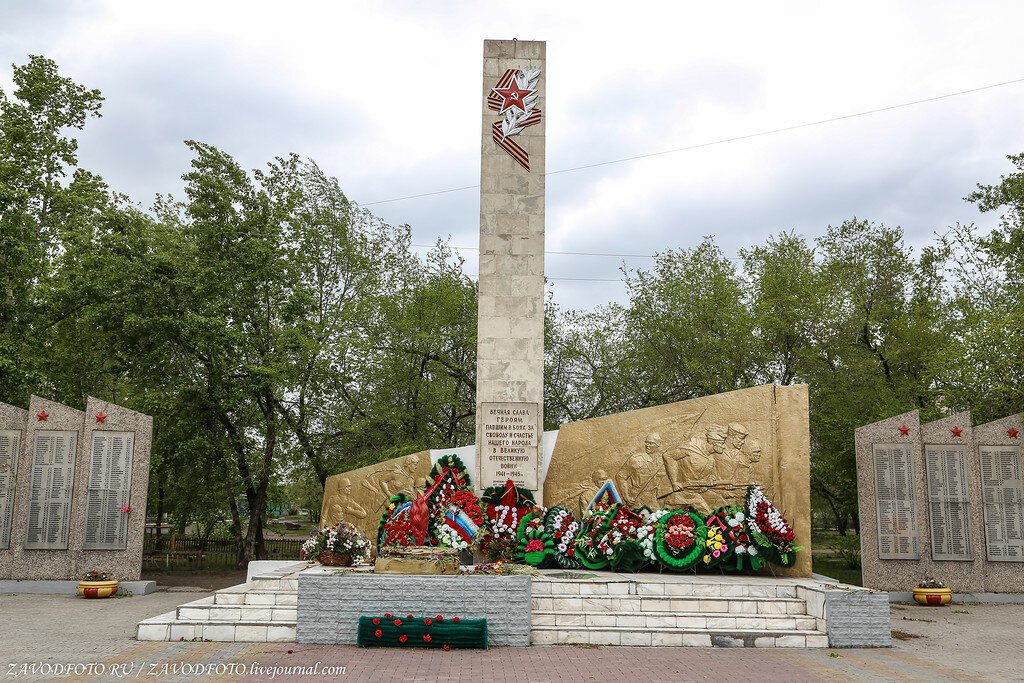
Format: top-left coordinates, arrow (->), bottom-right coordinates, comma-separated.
137,565 -> 889,648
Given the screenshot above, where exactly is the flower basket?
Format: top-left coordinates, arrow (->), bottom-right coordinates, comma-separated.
78,579 -> 119,598
913,587 -> 952,606
317,551 -> 353,567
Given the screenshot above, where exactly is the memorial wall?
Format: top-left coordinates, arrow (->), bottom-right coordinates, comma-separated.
856,410 -> 1024,593
0,396 -> 153,581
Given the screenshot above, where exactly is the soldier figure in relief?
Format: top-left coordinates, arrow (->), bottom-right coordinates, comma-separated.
616,433 -> 663,510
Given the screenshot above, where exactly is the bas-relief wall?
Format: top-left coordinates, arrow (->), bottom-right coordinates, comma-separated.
323,384 -> 813,577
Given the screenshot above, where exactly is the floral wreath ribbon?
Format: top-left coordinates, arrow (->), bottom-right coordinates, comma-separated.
487,68 -> 542,171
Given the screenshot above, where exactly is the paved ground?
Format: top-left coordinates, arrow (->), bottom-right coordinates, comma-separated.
0,590 -> 1020,682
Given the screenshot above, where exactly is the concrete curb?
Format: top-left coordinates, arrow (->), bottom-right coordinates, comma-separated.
0,580 -> 157,595
889,591 -> 1024,604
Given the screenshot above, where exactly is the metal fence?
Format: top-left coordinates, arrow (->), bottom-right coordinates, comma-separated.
143,535 -> 305,570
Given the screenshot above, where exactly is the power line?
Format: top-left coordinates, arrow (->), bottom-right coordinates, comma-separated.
362,76 -> 1024,207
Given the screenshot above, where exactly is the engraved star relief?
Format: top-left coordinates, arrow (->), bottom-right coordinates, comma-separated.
951,427 -> 963,437
96,411 -> 107,424
36,411 -> 48,421
898,425 -> 911,436
1009,427 -> 1020,439
491,79 -> 534,115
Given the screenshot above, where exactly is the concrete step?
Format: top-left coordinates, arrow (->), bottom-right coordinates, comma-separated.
247,577 -> 299,591
530,610 -> 819,631
136,610 -> 296,643
533,580 -> 799,599
531,594 -> 809,615
213,588 -> 298,606
176,598 -> 296,622
529,625 -> 829,648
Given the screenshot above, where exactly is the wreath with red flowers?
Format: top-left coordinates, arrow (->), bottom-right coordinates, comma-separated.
574,507 -> 614,570
653,509 -> 707,571
544,507 -> 582,569
377,494 -> 413,549
428,454 -> 472,489
745,484 -> 800,567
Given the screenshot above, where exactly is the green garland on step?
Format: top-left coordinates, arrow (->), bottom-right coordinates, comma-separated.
356,614 -> 487,649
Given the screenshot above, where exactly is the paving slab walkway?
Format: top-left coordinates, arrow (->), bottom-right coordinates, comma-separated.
0,591 -> 1018,682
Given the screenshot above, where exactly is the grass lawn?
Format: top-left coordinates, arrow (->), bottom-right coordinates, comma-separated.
812,555 -> 862,586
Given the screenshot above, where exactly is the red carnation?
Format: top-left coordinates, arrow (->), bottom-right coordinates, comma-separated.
384,613 -> 393,618
374,629 -> 382,637
443,644 -> 450,651
436,615 -> 444,621
399,634 -> 408,643
407,614 -> 415,619
453,617 -> 460,623
393,619 -> 403,626
372,618 -> 380,625
424,618 -> 433,626
423,634 -> 432,642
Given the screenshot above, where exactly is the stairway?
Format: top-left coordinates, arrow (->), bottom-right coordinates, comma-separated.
529,573 -> 830,647
136,564 -> 303,642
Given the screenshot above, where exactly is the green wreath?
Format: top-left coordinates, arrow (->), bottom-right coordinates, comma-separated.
701,506 -> 739,569
517,525 -> 555,568
544,507 -> 582,569
653,509 -> 707,572
376,493 -> 410,548
574,509 -> 613,570
480,483 -> 536,507
428,454 -> 472,489
609,539 -> 646,573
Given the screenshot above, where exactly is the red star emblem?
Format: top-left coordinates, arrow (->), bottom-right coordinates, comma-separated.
491,79 -> 533,115
951,427 -> 963,437
36,411 -> 48,421
96,412 -> 107,424
1009,427 -> 1020,439
898,425 -> 911,436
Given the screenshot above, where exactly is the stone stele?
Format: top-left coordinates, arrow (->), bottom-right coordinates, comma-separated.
319,451 -> 432,541
543,383 -> 811,577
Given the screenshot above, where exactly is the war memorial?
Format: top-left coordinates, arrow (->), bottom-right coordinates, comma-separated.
129,40 -> 895,650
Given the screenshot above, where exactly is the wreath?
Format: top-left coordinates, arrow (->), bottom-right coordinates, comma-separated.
702,506 -> 738,569
435,489 -> 484,551
653,509 -> 707,571
428,454 -> 472,489
377,495 -> 414,550
605,507 -> 647,572
637,509 -> 669,564
745,485 -> 800,567
544,507 -> 582,569
574,508 -> 613,570
517,524 -> 555,568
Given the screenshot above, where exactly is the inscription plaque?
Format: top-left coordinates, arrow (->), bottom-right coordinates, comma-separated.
0,429 -> 21,549
980,445 -> 1024,562
84,431 -> 135,550
925,444 -> 972,560
25,430 -> 78,549
479,402 -> 540,489
872,443 -> 920,559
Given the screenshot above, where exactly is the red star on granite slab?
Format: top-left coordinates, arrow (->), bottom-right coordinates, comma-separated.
36,411 -> 48,421
491,79 -> 533,114
898,425 -> 911,436
951,427 -> 963,437
1009,427 -> 1020,439
95,411 -> 107,424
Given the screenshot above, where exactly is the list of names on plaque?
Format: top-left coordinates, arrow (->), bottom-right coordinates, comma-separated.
872,443 -> 920,559
980,445 -> 1024,562
25,430 -> 78,549
479,402 -> 540,490
84,431 -> 135,550
925,444 -> 973,560
0,429 -> 21,549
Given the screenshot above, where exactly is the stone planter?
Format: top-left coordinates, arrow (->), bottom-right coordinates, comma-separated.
78,579 -> 119,599
912,587 -> 952,606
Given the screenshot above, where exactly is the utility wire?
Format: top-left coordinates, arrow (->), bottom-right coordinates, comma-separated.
362,76 -> 1024,207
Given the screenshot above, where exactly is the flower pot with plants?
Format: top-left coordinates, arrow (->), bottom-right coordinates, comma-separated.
913,577 -> 952,605
78,571 -> 119,598
300,521 -> 371,567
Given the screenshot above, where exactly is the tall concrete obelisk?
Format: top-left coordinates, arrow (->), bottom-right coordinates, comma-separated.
475,40 -> 546,498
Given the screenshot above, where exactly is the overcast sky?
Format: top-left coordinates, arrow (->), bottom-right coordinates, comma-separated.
3,1 -> 1023,310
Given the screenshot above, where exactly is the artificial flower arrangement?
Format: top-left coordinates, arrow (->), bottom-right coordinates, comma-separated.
82,570 -> 114,582
301,521 -> 371,565
917,577 -> 946,589
745,484 -> 802,567
544,507 -> 582,569
480,480 -> 536,561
